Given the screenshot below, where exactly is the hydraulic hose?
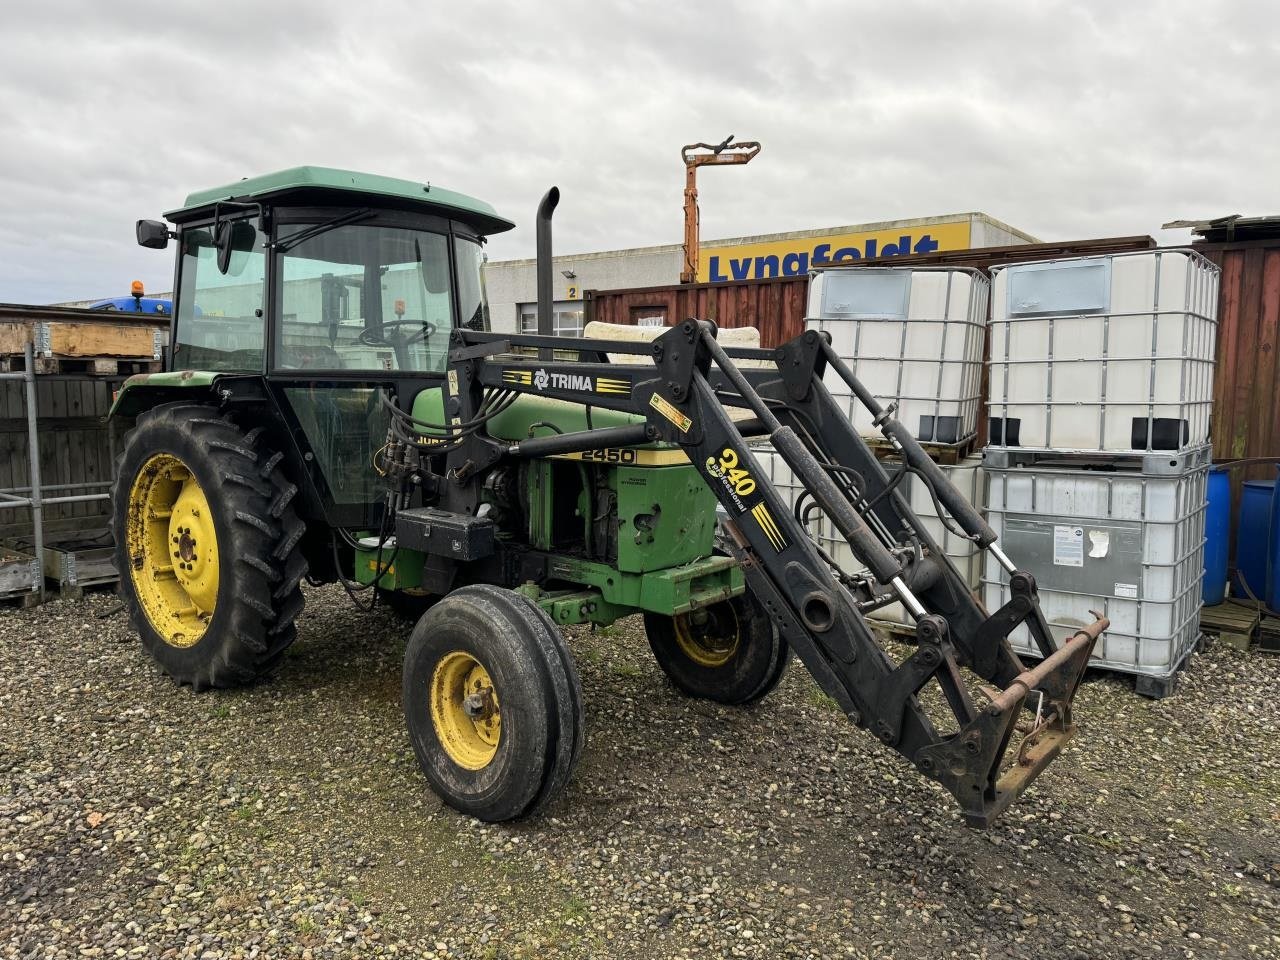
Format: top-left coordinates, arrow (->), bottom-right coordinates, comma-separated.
770,426 -> 903,585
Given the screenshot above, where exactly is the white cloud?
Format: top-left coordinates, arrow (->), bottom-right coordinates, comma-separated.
0,0 -> 1275,303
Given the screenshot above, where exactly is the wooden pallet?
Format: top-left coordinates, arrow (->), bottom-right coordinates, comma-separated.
0,316 -> 164,376
866,434 -> 978,466
0,547 -> 40,606
868,616 -> 917,644
3,528 -> 117,600
1199,600 -> 1260,652
1259,615 -> 1280,654
0,354 -> 162,376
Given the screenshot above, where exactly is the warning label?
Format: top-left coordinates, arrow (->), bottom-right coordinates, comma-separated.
1053,525 -> 1084,567
648,392 -> 692,433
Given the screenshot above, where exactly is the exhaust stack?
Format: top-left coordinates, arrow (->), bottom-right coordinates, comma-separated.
535,187 -> 560,357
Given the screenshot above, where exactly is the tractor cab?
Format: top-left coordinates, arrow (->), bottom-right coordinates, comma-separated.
138,165 -> 511,374
127,166 -> 514,527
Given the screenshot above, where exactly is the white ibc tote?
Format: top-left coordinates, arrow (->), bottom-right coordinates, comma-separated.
807,266 -> 989,446
988,249 -> 1219,454
982,457 -> 1208,683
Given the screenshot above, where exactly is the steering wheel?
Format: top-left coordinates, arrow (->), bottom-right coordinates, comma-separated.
357,319 -> 437,347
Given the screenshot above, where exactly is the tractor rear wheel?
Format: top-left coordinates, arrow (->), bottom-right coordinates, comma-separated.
644,594 -> 788,705
111,403 -> 307,691
403,585 -> 583,821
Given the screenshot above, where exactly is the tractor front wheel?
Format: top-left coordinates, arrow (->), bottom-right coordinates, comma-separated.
644,594 -> 788,705
111,403 -> 307,690
403,585 -> 583,821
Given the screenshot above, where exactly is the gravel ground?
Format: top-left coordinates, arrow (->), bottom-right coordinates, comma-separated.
2,585 -> 1278,959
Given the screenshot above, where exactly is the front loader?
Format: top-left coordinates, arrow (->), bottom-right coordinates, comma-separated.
110,166 -> 1104,827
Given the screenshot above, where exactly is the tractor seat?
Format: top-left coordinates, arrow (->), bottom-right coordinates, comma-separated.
581,320 -> 771,368
582,321 -> 767,421
278,344 -> 345,369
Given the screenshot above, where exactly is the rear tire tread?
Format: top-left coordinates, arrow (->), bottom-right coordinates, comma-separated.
111,402 -> 308,690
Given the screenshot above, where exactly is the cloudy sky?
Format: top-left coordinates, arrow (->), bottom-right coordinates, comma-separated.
1,0 -> 1275,304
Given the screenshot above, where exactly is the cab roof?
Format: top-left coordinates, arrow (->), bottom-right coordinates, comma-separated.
166,165 -> 515,235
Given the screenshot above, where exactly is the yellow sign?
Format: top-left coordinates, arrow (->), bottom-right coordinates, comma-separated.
698,221 -> 972,283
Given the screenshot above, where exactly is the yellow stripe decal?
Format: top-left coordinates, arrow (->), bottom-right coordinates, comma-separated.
751,502 -> 788,552
502,370 -> 533,386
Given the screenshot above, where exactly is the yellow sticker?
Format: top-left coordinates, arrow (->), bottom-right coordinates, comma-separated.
502,369 -> 533,387
649,393 -> 692,433
447,369 -> 459,396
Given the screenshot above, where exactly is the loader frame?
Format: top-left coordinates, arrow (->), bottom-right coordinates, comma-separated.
423,320 -> 1105,827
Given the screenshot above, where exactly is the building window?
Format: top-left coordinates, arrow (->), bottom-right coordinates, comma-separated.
518,300 -> 584,337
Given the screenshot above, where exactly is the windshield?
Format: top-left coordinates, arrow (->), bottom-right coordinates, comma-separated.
276,222 -> 455,372
454,237 -> 490,331
172,218 -> 267,371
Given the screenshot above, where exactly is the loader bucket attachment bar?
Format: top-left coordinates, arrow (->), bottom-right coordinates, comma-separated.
444,321 -> 1106,826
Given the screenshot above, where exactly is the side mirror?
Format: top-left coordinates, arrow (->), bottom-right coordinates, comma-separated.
215,219 -> 258,275
136,219 -> 170,249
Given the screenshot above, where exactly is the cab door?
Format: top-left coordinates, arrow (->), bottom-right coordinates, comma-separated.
268,213 -> 465,528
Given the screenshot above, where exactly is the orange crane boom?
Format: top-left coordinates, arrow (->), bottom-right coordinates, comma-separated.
680,135 -> 761,283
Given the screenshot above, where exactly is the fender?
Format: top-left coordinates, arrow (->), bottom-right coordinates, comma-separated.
107,370 -> 221,419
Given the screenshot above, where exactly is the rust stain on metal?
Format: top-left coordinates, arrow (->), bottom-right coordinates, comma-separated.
1196,237 -> 1280,550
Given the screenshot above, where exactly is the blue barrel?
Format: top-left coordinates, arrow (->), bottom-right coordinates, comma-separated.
1235,479 -> 1275,601
1269,466 -> 1280,606
1202,469 -> 1230,605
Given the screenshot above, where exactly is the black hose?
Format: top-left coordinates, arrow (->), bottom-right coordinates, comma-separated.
1210,457 -> 1280,472
330,486 -> 401,611
1235,572 -> 1280,619
379,387 -> 517,435
862,463 -> 909,512
904,465 -> 972,542
384,388 -> 521,454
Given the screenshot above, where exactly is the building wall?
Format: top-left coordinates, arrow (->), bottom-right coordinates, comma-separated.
970,215 -> 1039,248
484,244 -> 681,334
484,213 -> 1036,335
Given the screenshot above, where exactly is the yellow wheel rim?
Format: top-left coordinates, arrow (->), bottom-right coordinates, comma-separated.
125,452 -> 219,648
673,604 -> 741,669
430,651 -> 501,770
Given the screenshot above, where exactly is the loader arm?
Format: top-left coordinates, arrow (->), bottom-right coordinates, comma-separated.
439,322 -> 1105,827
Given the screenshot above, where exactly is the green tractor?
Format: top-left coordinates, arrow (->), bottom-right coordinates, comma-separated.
113,166 -> 1105,827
